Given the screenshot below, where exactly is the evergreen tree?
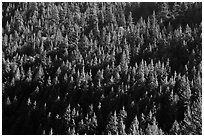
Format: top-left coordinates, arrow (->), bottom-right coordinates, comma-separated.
129,115 -> 140,135
106,111 -> 118,135
169,120 -> 181,135
145,117 -> 161,135
14,67 -> 21,81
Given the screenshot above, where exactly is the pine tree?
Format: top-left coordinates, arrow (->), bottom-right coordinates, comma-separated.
77,119 -> 86,134
118,106 -> 127,121
176,76 -> 191,107
127,12 -> 134,26
33,65 -> 44,83
129,115 -> 140,135
63,104 -> 71,134
106,111 -> 118,135
14,67 -> 21,81
5,96 -> 11,107
89,113 -> 98,134
49,128 -> 54,135
145,117 -> 160,135
169,120 -> 181,135
118,117 -> 126,135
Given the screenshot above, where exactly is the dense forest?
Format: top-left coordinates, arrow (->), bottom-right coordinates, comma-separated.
2,2 -> 202,135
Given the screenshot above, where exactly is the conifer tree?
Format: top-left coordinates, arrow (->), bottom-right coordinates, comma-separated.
14,67 -> 21,82
33,65 -> 44,83
145,117 -> 160,135
106,111 -> 118,135
129,115 -> 140,135
169,120 -> 181,135
118,117 -> 126,135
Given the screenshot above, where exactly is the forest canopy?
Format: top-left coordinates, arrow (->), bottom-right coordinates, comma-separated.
2,2 -> 202,135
